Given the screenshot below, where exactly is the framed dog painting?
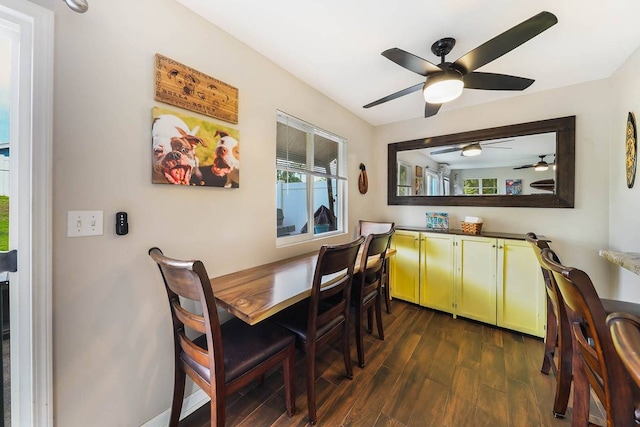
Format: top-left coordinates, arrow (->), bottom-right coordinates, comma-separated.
151,107 -> 240,188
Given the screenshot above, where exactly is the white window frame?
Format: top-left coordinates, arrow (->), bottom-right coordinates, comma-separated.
463,177 -> 498,195
276,111 -> 347,245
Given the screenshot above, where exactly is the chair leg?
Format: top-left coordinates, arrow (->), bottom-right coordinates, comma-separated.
306,346 -> 317,424
570,354 -> 591,426
367,306 -> 374,333
168,363 -> 186,427
541,296 -> 556,375
375,295 -> 384,341
383,267 -> 392,314
283,344 -> 296,417
355,306 -> 365,368
342,318 -> 354,379
553,301 -> 573,417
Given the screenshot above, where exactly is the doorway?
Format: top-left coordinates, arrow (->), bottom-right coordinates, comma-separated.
0,0 -> 53,425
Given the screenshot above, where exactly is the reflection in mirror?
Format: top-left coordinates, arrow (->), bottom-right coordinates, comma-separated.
397,132 -> 557,196
387,116 -> 575,208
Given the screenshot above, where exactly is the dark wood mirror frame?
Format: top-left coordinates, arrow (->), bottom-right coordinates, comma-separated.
387,116 -> 575,208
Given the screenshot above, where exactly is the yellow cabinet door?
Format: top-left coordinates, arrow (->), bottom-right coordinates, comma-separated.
454,235 -> 497,324
497,239 -> 546,338
390,230 -> 420,304
420,232 -> 454,313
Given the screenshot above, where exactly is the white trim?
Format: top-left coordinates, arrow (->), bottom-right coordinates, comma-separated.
141,389 -> 210,427
0,1 -> 53,426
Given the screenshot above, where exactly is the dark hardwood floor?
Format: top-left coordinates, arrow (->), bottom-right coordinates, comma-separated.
180,300 -> 605,427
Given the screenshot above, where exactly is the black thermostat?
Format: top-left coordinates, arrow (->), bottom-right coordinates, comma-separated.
116,212 -> 128,235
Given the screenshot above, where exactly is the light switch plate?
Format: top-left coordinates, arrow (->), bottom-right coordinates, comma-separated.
67,211 -> 103,237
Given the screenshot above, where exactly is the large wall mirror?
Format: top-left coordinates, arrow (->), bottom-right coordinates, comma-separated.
388,116 -> 575,208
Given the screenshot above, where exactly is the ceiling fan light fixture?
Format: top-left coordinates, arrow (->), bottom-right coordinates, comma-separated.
461,143 -> 482,157
534,162 -> 549,171
423,70 -> 463,104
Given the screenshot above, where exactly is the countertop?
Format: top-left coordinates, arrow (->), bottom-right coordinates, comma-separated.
395,226 -> 540,241
599,250 -> 640,275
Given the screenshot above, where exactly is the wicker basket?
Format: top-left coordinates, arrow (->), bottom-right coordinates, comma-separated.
461,221 -> 483,235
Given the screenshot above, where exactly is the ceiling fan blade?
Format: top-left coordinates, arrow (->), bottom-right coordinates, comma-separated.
430,145 -> 462,155
425,102 -> 442,118
481,138 -> 514,146
513,164 -> 535,170
452,11 -> 558,74
363,82 -> 424,108
463,72 -> 534,90
382,48 -> 441,76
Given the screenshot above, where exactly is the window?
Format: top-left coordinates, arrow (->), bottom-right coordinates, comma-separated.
276,111 -> 346,243
463,178 -> 498,195
397,161 -> 412,196
425,169 -> 439,196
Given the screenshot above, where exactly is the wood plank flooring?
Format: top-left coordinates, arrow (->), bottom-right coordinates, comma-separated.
180,300 -> 604,427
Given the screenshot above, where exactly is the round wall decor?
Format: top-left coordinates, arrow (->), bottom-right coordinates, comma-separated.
626,112 -> 637,188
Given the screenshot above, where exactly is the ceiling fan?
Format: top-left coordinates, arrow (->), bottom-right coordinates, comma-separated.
513,154 -> 555,170
430,139 -> 513,157
363,11 -> 558,118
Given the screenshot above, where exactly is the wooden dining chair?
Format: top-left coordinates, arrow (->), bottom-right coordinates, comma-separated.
272,236 -> 365,424
148,247 -> 296,427
358,220 -> 395,313
525,232 -> 572,417
607,311 -> 640,388
541,247 -> 637,426
353,229 -> 394,368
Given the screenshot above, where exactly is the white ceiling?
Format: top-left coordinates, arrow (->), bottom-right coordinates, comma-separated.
177,0 -> 640,126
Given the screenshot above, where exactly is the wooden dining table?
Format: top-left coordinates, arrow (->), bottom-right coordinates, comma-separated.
210,248 -> 396,325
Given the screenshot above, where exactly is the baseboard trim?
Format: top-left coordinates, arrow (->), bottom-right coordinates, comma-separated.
141,389 -> 209,427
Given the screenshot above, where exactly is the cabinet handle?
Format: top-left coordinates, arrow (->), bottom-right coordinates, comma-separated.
499,245 -> 503,249
492,244 -> 496,248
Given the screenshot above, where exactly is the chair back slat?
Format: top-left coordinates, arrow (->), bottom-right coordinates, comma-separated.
172,300 -> 206,334
358,220 -> 394,237
541,248 -> 636,426
179,331 -> 210,367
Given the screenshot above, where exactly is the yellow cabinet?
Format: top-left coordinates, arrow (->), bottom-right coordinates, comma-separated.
454,235 -> 497,325
390,230 -> 420,304
391,230 -> 545,338
420,233 -> 454,313
496,238 -> 546,337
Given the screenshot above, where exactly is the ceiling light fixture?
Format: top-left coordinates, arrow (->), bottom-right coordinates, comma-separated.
63,0 -> 88,13
534,161 -> 549,171
423,70 -> 464,104
461,143 -> 482,157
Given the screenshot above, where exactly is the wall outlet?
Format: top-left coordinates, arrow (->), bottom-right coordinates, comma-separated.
67,211 -> 103,237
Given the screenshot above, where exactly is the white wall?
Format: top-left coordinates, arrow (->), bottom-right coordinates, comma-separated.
608,45 -> 640,300
31,0 -> 377,425
374,79 -> 614,297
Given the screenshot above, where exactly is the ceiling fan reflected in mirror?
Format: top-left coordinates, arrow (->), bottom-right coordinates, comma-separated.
513,154 -> 555,171
363,11 -> 558,118
431,139 -> 514,157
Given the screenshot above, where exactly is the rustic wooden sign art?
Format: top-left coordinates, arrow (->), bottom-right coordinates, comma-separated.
154,54 -> 239,124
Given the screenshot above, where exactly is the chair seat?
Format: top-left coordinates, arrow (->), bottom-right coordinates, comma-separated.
272,301 -> 344,346
185,317 -> 295,383
603,299 -> 640,317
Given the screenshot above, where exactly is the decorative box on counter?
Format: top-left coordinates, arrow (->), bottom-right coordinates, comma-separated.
461,216 -> 483,234
426,212 -> 449,230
